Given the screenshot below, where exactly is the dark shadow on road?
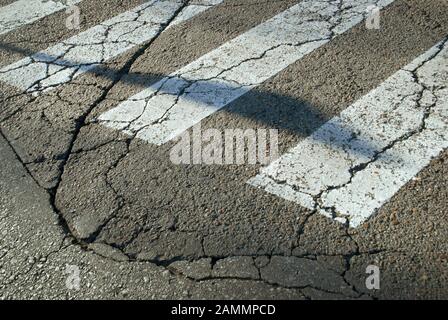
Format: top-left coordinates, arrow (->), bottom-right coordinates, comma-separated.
0,41 -> 380,159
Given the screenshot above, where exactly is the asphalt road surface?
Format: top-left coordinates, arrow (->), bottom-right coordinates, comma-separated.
0,0 -> 447,299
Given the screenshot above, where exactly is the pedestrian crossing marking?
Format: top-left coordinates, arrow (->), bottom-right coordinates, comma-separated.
0,0 -> 446,230
248,38 -> 448,227
0,0 -> 82,36
0,0 -> 223,93
98,0 -> 396,146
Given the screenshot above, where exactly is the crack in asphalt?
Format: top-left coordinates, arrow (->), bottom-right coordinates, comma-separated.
98,0 -> 373,131
0,0 -> 214,94
37,0 -> 407,294
92,2 -> 388,242
260,35 -> 448,226
2,0 -> 446,298
47,0 -> 194,238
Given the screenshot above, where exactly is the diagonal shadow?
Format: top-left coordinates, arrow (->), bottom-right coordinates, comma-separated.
0,41 -> 386,161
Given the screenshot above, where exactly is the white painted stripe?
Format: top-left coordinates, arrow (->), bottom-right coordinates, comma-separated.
98,0 -> 396,146
248,38 -> 448,228
170,0 -> 223,25
0,0 -> 223,93
0,0 -> 82,36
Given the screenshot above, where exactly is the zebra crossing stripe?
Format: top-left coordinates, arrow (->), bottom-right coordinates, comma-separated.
0,0 -> 223,93
0,0 -> 82,36
248,38 -> 448,228
97,0 -> 396,146
170,0 -> 223,26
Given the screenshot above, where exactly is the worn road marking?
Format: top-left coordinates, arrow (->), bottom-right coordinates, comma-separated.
0,0 -> 223,93
0,0 -> 82,36
170,0 -> 223,25
248,38 -> 448,228
98,0 -> 396,146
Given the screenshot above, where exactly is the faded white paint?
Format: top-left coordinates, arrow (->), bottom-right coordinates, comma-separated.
0,0 -> 223,93
249,39 -> 448,227
98,0 -> 396,146
0,0 -> 82,36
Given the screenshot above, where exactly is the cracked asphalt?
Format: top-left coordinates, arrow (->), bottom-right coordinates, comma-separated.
0,0 -> 447,300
